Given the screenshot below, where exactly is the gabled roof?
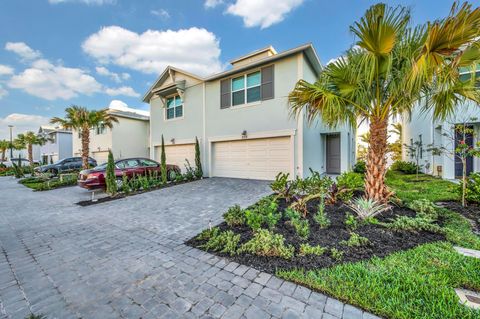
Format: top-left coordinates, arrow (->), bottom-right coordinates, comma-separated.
38,125 -> 71,135
107,108 -> 149,121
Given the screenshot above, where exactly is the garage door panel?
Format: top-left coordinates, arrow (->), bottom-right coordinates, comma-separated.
212,136 -> 291,180
155,144 -> 195,172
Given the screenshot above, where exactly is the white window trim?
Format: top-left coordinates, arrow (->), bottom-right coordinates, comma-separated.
164,94 -> 184,121
230,70 -> 261,108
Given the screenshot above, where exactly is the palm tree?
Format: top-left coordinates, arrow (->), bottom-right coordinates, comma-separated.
289,2 -> 480,202
0,140 -> 8,162
15,132 -> 48,166
389,123 -> 403,161
50,106 -> 118,169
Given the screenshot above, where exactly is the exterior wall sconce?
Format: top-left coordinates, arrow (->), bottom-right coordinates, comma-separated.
241,130 -> 248,139
171,138 -> 175,144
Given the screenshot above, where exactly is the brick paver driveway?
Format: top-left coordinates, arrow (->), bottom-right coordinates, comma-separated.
0,177 -> 379,319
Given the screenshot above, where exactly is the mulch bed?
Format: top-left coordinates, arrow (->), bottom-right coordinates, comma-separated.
76,179 -> 196,207
437,201 -> 480,234
187,198 -> 445,273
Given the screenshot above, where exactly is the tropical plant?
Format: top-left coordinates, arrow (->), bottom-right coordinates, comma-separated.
50,106 -> 118,169
0,140 -> 9,162
347,197 -> 390,220
298,243 -> 326,256
194,136 -> 203,179
105,150 -> 117,196
341,232 -> 370,247
353,160 -> 366,174
223,205 -> 245,226
389,123 -> 403,162
14,132 -> 48,167
288,2 -> 480,202
390,161 -> 419,174
314,198 -> 330,228
403,139 -> 423,179
344,212 -> 358,230
239,229 -> 294,259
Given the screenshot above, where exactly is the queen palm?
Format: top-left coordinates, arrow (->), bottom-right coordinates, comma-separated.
15,132 -> 48,166
0,140 -> 9,162
50,106 -> 118,169
289,2 -> 480,202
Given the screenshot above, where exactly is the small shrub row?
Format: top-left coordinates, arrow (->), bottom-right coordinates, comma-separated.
390,161 -> 419,174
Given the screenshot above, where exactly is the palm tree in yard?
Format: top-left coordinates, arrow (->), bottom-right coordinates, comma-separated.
0,140 -> 8,162
289,2 -> 480,202
15,132 -> 48,166
50,106 -> 118,169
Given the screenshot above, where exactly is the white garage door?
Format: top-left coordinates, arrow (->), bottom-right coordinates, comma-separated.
155,144 -> 195,172
212,136 -> 291,180
93,151 -> 109,164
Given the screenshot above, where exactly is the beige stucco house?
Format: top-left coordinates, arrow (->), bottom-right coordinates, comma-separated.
72,104 -> 149,164
143,44 -> 356,180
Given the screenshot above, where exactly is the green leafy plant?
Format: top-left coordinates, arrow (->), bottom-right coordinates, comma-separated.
105,150 -> 117,195
223,205 -> 245,226
347,197 -> 390,220
384,216 -> 442,233
284,207 -> 301,221
239,229 -> 294,259
353,160 -> 366,174
390,161 -> 419,175
291,218 -> 310,240
344,212 -> 358,230
298,243 -> 326,256
183,159 -> 197,181
408,199 -> 438,220
194,136 -> 203,179
314,197 -> 330,228
341,232 -> 370,247
330,248 -> 344,261
271,172 -> 293,202
160,134 -> 167,184
121,173 -> 130,194
462,172 -> 480,204
197,227 -> 220,241
245,209 -> 263,231
201,230 -> 240,256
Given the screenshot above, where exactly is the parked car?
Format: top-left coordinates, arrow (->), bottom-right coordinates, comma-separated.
34,157 -> 97,175
78,158 -> 181,190
2,158 -> 40,167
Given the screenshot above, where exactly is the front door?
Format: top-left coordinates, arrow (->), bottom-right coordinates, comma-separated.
455,125 -> 474,178
326,134 -> 341,174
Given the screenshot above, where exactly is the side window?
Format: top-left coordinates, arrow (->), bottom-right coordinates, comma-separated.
139,159 -> 158,167
119,159 -> 139,168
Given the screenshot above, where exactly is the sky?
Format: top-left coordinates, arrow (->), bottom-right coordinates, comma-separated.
0,0 -> 474,140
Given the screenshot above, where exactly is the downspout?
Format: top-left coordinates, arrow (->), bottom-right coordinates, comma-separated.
202,82 -> 207,177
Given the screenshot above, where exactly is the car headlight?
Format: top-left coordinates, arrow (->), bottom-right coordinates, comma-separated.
86,174 -> 98,180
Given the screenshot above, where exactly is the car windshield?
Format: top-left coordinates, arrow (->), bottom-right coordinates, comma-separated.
95,163 -> 108,169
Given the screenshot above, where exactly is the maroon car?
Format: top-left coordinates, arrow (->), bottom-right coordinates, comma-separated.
78,157 -> 180,190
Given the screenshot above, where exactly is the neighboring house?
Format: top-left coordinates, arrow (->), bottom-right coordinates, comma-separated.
72,105 -> 150,164
143,44 -> 356,180
402,68 -> 480,180
37,125 -> 73,164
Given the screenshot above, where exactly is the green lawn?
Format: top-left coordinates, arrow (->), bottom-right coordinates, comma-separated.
277,171 -> 480,319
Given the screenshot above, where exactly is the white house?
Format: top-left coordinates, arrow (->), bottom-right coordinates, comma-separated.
72,101 -> 150,164
143,44 -> 356,180
37,125 -> 73,164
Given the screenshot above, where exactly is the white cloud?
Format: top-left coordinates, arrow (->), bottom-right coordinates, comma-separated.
108,100 -> 149,116
0,113 -> 50,140
95,66 -> 130,83
5,42 -> 41,60
226,0 -> 303,29
8,59 -> 102,100
205,0 -> 223,8
151,9 -> 170,19
105,86 -> 140,97
48,0 -> 115,5
82,26 -> 222,76
0,65 -> 14,76
0,85 -> 7,99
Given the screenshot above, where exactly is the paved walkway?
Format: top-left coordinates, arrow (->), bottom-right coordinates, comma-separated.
0,177 -> 380,319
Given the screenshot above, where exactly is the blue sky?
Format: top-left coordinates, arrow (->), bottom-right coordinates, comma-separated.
0,0 -> 469,139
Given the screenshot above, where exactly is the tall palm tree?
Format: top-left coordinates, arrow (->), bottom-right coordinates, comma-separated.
289,2 -> 480,202
15,132 -> 48,166
0,140 -> 8,162
50,106 -> 118,169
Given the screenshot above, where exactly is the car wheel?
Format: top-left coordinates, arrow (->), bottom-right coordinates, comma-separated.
115,178 -> 123,189
168,170 -> 177,181
48,168 -> 58,176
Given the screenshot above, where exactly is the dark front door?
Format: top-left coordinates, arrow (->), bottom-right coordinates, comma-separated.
455,125 -> 474,178
326,134 -> 341,174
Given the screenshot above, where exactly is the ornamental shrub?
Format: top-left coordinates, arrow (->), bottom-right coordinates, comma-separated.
160,134 -> 167,184
194,136 -> 203,179
239,229 -> 294,259
390,161 -> 419,174
105,150 -> 117,195
353,160 -> 366,174
462,172 -> 480,204
223,205 -> 245,226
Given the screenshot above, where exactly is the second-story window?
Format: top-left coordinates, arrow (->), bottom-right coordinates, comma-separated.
166,95 -> 183,120
96,124 -> 106,135
231,71 -> 261,106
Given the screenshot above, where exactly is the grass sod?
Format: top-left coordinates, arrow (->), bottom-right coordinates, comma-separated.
277,171 -> 480,319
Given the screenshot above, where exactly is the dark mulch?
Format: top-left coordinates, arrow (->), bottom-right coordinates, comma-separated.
186,198 -> 445,273
437,201 -> 480,233
76,179 -> 196,206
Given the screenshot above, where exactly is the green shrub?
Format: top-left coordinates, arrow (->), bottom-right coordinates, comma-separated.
245,209 -> 264,231
385,216 -> 442,233
121,173 -> 130,194
271,172 -> 292,202
314,199 -> 330,228
160,135 -> 167,184
341,232 -> 370,247
197,227 -> 220,241
291,218 -> 310,240
200,230 -> 240,256
298,243 -> 326,256
223,205 -> 245,226
245,198 -> 280,231
390,161 -> 419,174
347,197 -> 390,220
284,207 -> 301,221
344,212 -> 358,230
337,172 -> 364,190
330,248 -> 344,261
105,150 -> 117,195
462,172 -> 480,203
239,229 -> 294,259
194,136 -> 203,179
408,199 -> 438,220
353,160 -> 366,174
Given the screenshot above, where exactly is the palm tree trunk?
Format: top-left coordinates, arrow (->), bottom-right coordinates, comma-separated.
365,117 -> 391,202
81,127 -> 90,169
27,144 -> 33,167
1,149 -> 5,162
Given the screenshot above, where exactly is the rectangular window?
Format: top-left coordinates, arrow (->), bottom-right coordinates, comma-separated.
231,71 -> 261,106
166,95 -> 183,120
96,124 -> 106,135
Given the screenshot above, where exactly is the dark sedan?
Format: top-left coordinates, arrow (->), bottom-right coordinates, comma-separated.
78,158 -> 180,190
35,157 -> 97,175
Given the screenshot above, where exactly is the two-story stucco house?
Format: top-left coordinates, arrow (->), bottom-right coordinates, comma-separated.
37,125 -> 73,164
72,103 -> 150,164
402,67 -> 480,180
143,44 -> 356,180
